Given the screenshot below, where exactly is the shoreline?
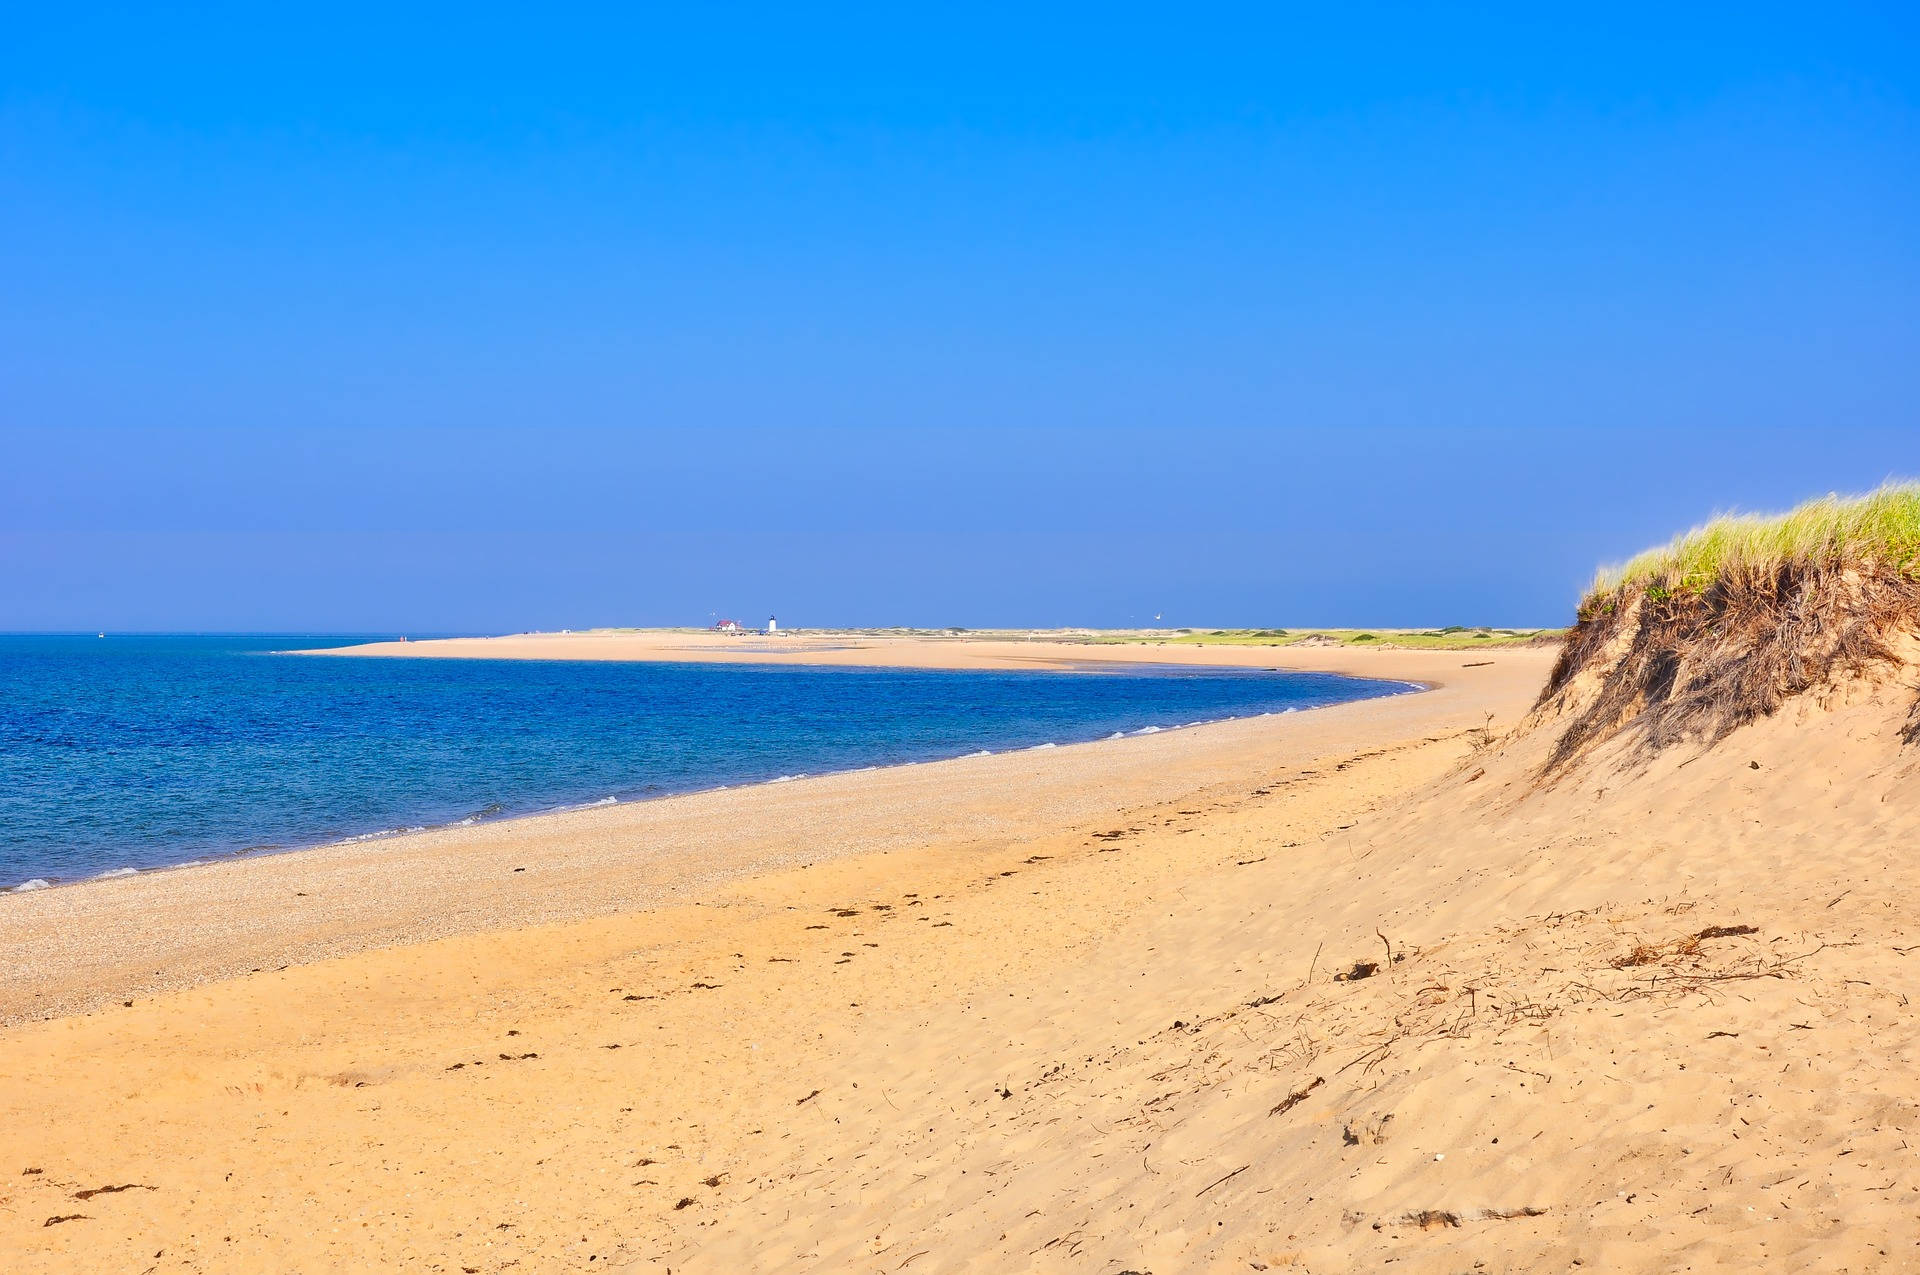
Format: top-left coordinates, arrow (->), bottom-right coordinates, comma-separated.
0,645 -> 1547,1026
3,658 -> 1425,896
0,703 -> 1384,898
296,627 -> 1497,681
0,701 -> 1498,1269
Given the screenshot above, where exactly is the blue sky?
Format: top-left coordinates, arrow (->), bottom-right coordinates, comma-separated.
3,6 -> 1916,631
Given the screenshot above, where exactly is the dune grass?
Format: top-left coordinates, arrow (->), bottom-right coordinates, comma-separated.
1544,481 -> 1920,770
1145,627 -> 1557,650
1588,482 -> 1920,608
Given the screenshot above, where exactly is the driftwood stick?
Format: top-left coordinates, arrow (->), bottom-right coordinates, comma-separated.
1196,1164 -> 1250,1198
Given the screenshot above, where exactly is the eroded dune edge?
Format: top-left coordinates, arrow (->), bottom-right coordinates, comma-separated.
3,622 -> 1917,1272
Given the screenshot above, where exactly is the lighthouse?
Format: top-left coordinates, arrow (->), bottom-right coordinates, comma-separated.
766,615 -> 778,635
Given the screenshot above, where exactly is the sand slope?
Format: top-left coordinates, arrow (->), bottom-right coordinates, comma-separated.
4,640 -> 1918,1272
664,658 -> 1920,1273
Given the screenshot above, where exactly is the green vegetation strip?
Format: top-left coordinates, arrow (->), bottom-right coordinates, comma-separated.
1589,481 -> 1920,607
1100,627 -> 1558,650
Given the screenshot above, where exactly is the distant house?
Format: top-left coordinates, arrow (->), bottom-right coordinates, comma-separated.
714,618 -> 744,634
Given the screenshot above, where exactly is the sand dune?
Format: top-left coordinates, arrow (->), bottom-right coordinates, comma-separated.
667,648 -> 1920,1273
4,632 -> 1917,1272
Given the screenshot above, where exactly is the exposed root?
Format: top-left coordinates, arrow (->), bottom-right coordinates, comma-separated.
1537,563 -> 1920,772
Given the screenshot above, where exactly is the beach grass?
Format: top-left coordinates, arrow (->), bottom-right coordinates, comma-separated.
1545,480 -> 1920,769
1587,481 -> 1920,608
1137,627 -> 1557,650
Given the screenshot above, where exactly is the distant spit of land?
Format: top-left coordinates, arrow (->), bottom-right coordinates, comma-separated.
304,624 -> 1561,670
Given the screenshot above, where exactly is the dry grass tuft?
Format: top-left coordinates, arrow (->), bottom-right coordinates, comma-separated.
1612,943 -> 1664,969
1588,482 -> 1920,601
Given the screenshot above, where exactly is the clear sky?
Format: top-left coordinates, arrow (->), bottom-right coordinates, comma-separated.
3,6 -> 1915,632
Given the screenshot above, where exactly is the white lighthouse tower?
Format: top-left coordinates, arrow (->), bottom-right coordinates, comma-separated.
766,615 -> 779,635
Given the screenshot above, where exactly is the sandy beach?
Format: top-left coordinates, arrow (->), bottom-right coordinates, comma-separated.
4,631 -> 1918,1272
10,3 -> 1908,1267
300,627 -> 1534,672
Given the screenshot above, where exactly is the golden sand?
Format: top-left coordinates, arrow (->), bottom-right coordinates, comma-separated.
301,627 -> 1490,672
3,636 -> 1915,1272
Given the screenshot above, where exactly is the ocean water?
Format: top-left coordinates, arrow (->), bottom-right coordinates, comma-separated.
0,635 -> 1412,890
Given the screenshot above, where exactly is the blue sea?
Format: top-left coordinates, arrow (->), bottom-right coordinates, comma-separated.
0,635 -> 1412,891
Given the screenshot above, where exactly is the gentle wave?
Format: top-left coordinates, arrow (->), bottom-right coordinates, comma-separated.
336,825 -> 428,845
